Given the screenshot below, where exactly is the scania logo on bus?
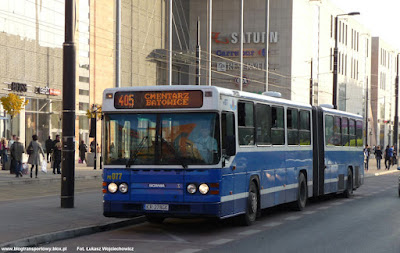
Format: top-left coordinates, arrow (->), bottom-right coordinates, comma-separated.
148,184 -> 166,188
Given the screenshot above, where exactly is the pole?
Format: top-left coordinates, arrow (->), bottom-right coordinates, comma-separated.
265,0 -> 269,92
115,0 -> 121,88
61,0 -> 76,208
239,0 -> 244,91
310,59 -> 313,105
208,0 -> 212,86
332,16 -> 338,109
196,17 -> 201,85
168,0 -> 172,86
93,113 -> 97,170
394,54 -> 399,160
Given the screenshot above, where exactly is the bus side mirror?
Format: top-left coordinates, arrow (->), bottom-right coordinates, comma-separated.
225,136 -> 236,157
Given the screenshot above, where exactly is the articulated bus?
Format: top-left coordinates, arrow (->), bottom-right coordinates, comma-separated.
102,85 -> 364,225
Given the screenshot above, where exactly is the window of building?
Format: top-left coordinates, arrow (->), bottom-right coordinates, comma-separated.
79,76 -> 89,83
238,101 -> 254,145
79,89 -> 89,96
79,102 -> 89,111
271,106 -> 284,145
255,103 -> 271,145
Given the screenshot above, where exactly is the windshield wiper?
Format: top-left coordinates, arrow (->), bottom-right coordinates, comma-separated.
126,136 -> 148,168
159,136 -> 188,169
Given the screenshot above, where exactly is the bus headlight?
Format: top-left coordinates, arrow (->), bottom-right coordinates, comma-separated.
119,183 -> 128,193
187,184 -> 197,194
199,183 -> 209,195
108,183 -> 118,193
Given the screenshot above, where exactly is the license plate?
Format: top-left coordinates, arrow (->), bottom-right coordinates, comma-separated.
144,204 -> 169,211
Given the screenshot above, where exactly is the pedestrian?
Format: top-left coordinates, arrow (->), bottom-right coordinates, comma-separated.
26,134 -> 45,178
375,145 -> 383,170
90,140 -> 95,153
79,140 -> 87,163
8,135 -> 16,174
0,138 -> 8,170
364,144 -> 370,171
10,137 -> 25,177
52,140 -> 62,174
45,136 -> 53,163
384,145 -> 392,170
391,146 -> 397,166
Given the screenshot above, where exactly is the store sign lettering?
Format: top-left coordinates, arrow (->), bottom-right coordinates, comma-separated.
212,32 -> 278,44
35,86 -> 61,96
10,82 -> 28,92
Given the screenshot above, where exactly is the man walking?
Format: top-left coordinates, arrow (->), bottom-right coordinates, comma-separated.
10,137 -> 25,177
45,136 -> 53,163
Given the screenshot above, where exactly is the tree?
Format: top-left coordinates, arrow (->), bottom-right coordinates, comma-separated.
0,93 -> 29,119
86,105 -> 102,119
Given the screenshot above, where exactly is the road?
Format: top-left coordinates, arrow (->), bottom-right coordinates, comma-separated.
41,172 -> 400,253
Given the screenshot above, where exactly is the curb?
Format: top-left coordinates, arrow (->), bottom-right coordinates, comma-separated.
0,174 -> 103,186
0,216 -> 146,250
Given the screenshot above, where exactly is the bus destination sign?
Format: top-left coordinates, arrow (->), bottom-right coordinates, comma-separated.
114,90 -> 203,109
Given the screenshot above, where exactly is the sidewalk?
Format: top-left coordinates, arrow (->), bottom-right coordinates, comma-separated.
0,160 -> 103,186
0,160 -> 144,249
363,158 -> 400,178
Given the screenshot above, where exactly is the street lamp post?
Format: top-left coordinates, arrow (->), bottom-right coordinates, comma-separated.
333,12 -> 360,110
394,54 -> 399,162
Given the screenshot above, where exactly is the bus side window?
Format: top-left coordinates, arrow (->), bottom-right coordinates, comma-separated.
256,103 -> 271,145
238,102 -> 255,145
325,115 -> 334,146
299,110 -> 311,145
342,117 -> 349,146
287,108 -> 299,145
222,112 -> 236,156
271,106 -> 284,145
349,119 -> 356,146
333,116 -> 342,146
356,120 -> 363,146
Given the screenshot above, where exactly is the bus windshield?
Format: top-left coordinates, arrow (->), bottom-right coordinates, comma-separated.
104,113 -> 221,166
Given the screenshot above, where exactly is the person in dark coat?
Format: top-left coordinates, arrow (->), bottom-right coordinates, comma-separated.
79,140 -> 87,163
27,134 -> 45,178
53,141 -> 62,174
45,136 -> 53,163
10,137 -> 25,177
374,145 -> 383,170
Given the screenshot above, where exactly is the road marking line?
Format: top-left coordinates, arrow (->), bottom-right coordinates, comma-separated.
330,201 -> 344,206
110,239 -> 187,243
238,229 -> 261,236
303,211 -> 316,215
176,249 -> 202,253
263,222 -> 283,227
208,239 -> 233,245
317,206 -> 330,210
284,215 -> 301,221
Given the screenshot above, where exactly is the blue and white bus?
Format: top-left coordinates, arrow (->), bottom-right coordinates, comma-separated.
102,85 -> 364,225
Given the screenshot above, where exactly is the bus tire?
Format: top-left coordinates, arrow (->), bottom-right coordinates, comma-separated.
343,168 -> 353,198
293,172 -> 307,211
239,181 -> 258,226
146,215 -> 165,224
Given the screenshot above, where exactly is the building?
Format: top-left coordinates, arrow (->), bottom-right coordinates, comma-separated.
0,0 -> 90,152
371,37 -> 398,148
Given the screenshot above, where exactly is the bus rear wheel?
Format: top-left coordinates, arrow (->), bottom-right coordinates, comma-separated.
293,172 -> 307,211
239,181 -> 258,226
343,168 -> 353,198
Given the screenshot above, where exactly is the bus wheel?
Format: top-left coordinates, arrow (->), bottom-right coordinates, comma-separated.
146,215 -> 165,224
343,168 -> 353,198
239,181 -> 258,226
293,172 -> 307,211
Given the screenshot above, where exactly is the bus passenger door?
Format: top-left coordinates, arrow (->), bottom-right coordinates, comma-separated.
221,111 -> 236,216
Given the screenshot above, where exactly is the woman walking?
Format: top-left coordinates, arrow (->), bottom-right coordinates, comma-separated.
27,134 -> 45,178
375,145 -> 383,170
